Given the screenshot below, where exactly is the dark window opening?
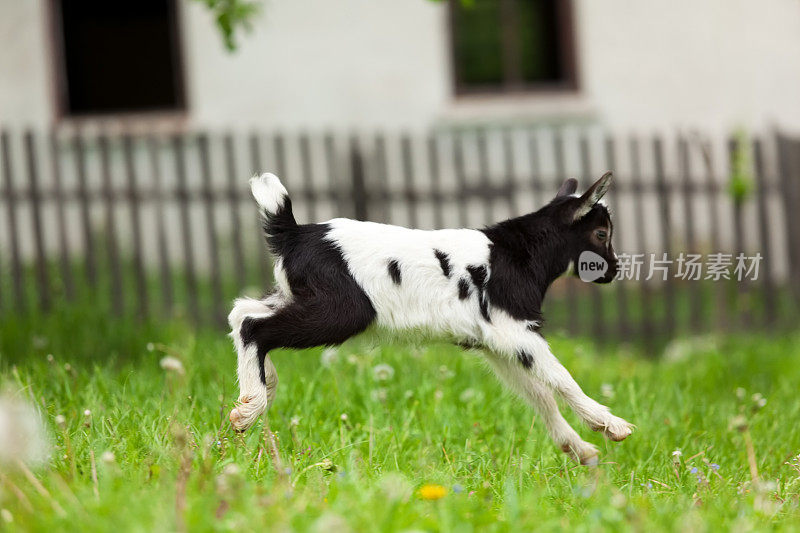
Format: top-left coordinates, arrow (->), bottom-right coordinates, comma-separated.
449,0 -> 577,95
53,0 -> 185,116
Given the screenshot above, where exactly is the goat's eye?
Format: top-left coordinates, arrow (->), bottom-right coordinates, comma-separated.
595,229 -> 608,241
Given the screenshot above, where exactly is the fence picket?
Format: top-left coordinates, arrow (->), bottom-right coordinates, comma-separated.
224,133 -> 246,290
25,131 -> 51,312
173,135 -> 199,324
1,131 -> 25,312
99,134 -> 124,316
74,131 -> 96,288
752,139 -> 777,327
123,135 -> 148,319
148,135 -> 174,315
50,132 -> 74,301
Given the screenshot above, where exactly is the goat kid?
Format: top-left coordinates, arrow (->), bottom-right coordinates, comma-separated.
228,172 -> 633,465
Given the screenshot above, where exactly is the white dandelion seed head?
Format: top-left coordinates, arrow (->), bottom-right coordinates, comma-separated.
320,348 -> 339,368
101,451 -> 116,464
600,383 -> 615,399
146,343 -> 155,352
372,364 -> 395,382
370,388 -> 388,402
672,449 -> 683,457
459,388 -> 476,403
0,396 -> 50,468
159,356 -> 185,375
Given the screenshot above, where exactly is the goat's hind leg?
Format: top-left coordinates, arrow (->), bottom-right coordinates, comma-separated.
228,295 -> 283,432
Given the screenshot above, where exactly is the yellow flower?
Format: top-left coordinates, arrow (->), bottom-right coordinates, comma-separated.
418,484 -> 447,500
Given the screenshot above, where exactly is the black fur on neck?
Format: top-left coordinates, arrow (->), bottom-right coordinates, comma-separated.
481,197 -> 578,324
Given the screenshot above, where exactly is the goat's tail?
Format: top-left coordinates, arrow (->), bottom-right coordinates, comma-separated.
249,173 -> 297,249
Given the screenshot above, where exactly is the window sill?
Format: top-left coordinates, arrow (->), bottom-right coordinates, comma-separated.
438,91 -> 596,128
55,110 -> 190,136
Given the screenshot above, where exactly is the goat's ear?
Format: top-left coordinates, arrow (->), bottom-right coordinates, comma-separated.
572,171 -> 613,221
555,178 -> 578,198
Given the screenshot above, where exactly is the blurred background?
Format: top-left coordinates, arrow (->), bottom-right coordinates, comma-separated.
0,0 -> 799,344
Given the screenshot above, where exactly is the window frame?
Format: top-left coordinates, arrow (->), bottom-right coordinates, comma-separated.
46,0 -> 188,121
447,0 -> 579,97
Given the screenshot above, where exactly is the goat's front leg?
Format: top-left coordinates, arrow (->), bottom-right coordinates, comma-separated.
483,352 -> 599,465
484,313 -> 633,442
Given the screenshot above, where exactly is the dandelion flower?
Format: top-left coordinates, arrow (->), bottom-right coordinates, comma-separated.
372,364 -> 395,382
0,397 -> 50,467
159,356 -> 185,375
600,383 -> 615,399
672,449 -> 683,458
370,388 -> 388,402
418,484 -> 447,500
320,348 -> 339,368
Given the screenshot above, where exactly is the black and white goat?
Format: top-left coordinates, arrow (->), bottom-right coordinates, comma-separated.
228,172 -> 632,464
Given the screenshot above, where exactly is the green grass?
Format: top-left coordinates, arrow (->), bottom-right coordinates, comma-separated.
1,304 -> 800,532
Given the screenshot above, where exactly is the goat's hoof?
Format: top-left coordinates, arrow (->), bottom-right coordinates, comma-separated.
229,406 -> 249,432
563,442 -> 599,466
229,396 -> 263,432
602,416 -> 634,442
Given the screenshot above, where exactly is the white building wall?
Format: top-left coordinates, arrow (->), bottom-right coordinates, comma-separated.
1,0 -> 799,134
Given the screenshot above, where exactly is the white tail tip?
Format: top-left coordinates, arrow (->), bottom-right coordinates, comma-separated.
250,173 -> 288,214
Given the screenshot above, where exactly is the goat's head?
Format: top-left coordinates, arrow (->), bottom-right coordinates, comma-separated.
547,172 -> 618,284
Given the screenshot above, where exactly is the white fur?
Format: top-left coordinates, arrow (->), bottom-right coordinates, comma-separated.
250,173 -> 288,216
325,218 -> 491,341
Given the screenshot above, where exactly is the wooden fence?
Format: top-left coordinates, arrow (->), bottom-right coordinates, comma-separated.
0,126 -> 798,344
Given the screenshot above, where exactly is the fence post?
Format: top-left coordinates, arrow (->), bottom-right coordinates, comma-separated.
99,133 -> 124,316
50,131 -> 74,302
148,135 -> 174,316
123,134 -> 148,320
349,138 -> 369,222
173,134 -> 199,324
2,130 -> 26,312
25,131 -> 51,313
752,139 -> 777,327
775,131 -> 800,308
678,135 -> 701,332
74,130 -> 97,288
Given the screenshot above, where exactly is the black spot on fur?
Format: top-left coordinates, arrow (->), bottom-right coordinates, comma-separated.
241,222 -> 377,384
434,249 -> 452,278
517,350 -> 534,369
457,278 -> 470,300
466,265 -> 491,322
387,259 -> 402,285
466,264 -> 487,287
